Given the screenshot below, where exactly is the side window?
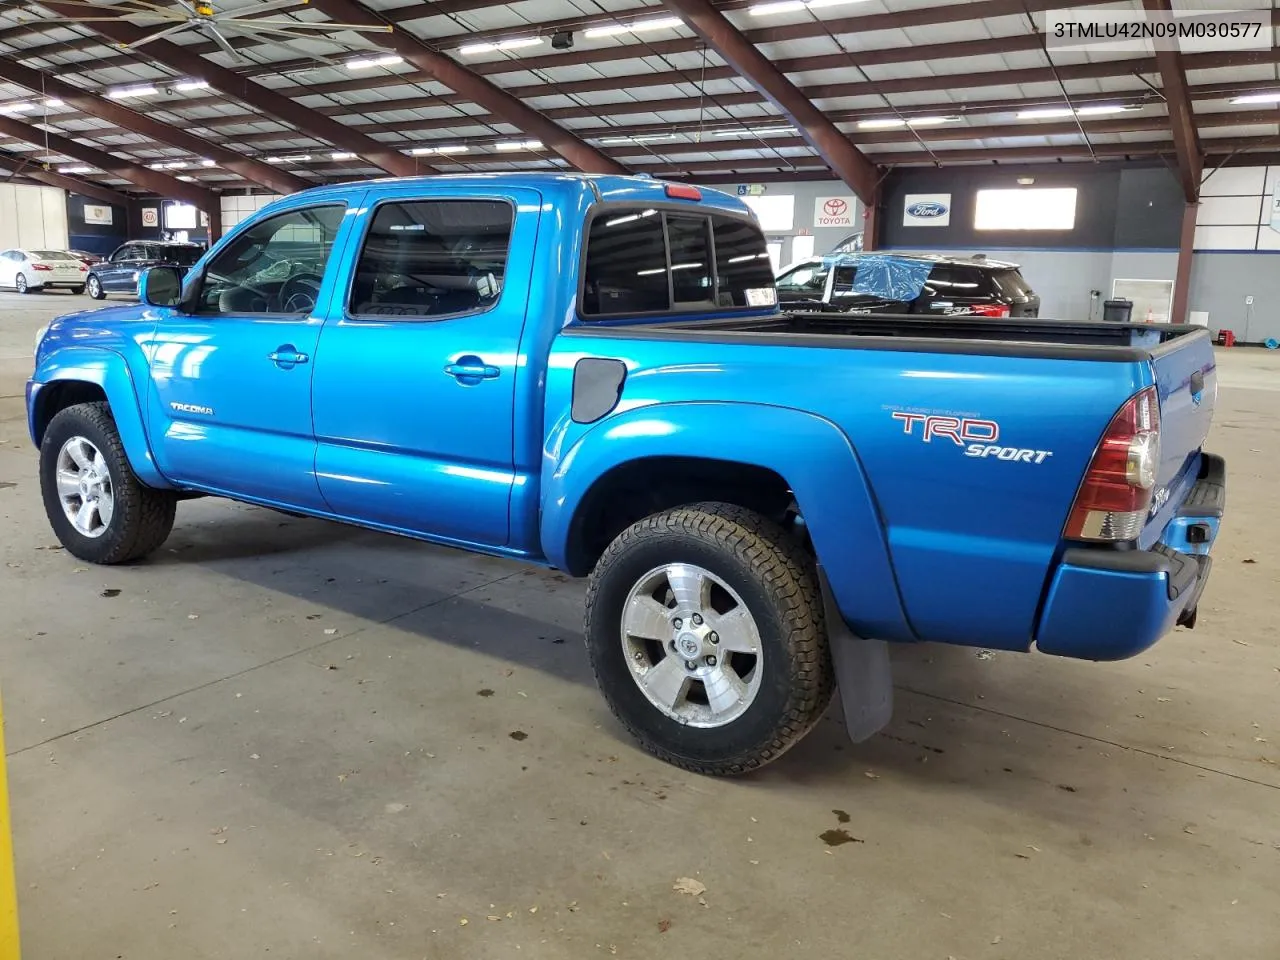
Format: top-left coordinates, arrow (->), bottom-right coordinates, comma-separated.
775,263 -> 828,295
581,209 -> 667,316
831,265 -> 859,298
349,199 -> 513,319
195,204 -> 346,315
111,245 -> 136,263
713,217 -> 774,308
926,264 -> 992,296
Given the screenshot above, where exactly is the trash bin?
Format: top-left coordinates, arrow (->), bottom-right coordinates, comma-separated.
1102,298 -> 1134,323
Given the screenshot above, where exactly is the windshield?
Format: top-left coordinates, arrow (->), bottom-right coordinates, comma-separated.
162,246 -> 203,266
33,250 -> 78,261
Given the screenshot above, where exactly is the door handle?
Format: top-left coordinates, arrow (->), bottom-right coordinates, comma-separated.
444,356 -> 500,384
268,346 -> 310,367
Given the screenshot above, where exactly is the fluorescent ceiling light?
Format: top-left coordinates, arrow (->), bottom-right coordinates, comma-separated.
58,165 -> 91,174
751,0 -> 867,13
495,139 -> 542,151
43,98 -> 64,107
330,151 -> 357,161
459,36 -> 545,56
749,1 -> 805,14
1016,108 -> 1075,119
0,102 -> 34,114
714,126 -> 797,137
176,175 -> 195,182
906,116 -> 960,126
858,118 -> 906,129
584,16 -> 682,38
173,79 -> 209,92
434,144 -> 469,154
106,84 -> 158,99
1075,105 -> 1134,116
408,147 -> 435,155
345,54 -> 403,71
598,134 -> 676,144
1230,91 -> 1280,105
201,158 -> 216,167
265,154 -> 312,163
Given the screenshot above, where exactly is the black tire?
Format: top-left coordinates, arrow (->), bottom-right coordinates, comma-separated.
15,273 -> 29,294
40,402 -> 177,564
585,502 -> 833,776
70,285 -> 86,295
87,276 -> 104,300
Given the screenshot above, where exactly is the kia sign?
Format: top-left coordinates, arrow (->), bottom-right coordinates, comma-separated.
903,193 -> 951,227
814,195 -> 857,228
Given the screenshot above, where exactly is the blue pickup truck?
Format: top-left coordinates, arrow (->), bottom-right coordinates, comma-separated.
28,173 -> 1225,775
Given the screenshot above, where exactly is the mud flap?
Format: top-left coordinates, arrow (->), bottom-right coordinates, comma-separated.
820,571 -> 893,743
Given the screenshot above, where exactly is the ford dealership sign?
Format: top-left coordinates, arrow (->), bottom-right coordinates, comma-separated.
906,201 -> 948,219
903,193 -> 952,227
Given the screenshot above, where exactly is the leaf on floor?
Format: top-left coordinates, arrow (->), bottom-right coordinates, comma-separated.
672,877 -> 706,897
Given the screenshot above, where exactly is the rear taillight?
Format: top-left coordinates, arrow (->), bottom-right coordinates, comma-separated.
78,265 -> 87,272
1064,386 -> 1161,541
31,263 -> 52,271
970,303 -> 1010,318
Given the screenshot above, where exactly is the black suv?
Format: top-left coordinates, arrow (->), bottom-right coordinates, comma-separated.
86,241 -> 205,300
775,252 -> 1040,318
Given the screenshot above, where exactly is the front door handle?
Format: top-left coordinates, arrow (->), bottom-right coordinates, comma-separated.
268,345 -> 310,368
444,356 -> 500,384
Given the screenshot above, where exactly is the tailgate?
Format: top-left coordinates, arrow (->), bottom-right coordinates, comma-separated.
1142,328 -> 1216,545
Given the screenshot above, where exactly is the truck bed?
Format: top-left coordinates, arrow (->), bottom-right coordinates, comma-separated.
581,311 -> 1203,361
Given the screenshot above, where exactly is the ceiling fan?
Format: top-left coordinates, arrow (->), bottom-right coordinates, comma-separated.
44,0 -> 394,62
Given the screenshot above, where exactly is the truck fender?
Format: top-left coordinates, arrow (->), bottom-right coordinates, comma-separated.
30,347 -> 171,489
541,401 -> 915,643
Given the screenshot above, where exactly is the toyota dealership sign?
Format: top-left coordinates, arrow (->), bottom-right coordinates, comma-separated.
814,196 -> 857,228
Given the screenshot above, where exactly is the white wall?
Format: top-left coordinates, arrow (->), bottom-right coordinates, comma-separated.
220,193 -> 283,230
707,180 -> 864,268
1195,165 -> 1280,251
0,184 -> 69,250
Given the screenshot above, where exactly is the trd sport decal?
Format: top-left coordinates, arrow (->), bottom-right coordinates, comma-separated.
890,412 -> 1053,464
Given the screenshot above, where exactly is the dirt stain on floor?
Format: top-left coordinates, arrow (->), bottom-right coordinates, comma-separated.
820,829 -> 863,847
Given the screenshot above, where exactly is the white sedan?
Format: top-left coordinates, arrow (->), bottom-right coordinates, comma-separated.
0,248 -> 89,294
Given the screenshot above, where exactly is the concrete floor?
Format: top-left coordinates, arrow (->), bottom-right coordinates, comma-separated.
1,290 -> 1278,959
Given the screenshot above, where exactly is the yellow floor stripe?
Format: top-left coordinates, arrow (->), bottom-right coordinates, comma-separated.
0,697 -> 20,959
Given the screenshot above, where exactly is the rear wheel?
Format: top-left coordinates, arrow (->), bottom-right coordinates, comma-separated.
86,275 -> 104,300
70,285 -> 86,295
40,402 -> 177,564
15,273 -> 29,294
585,503 -> 833,775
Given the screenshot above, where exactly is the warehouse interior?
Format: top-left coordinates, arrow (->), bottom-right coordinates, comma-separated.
0,0 -> 1278,957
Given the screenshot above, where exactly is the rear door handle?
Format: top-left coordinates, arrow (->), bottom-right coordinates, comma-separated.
445,356 -> 500,384
268,346 -> 310,367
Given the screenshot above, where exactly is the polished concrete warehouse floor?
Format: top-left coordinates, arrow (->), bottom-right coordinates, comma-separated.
1,291 -> 1277,959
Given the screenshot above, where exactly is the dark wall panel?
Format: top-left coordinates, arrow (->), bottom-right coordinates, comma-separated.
66,193 -> 127,256
880,162 -> 1183,251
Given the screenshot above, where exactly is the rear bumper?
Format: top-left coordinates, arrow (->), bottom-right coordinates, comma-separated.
1035,453 -> 1224,661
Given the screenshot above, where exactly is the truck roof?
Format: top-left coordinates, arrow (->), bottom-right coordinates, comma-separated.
275,172 -> 754,217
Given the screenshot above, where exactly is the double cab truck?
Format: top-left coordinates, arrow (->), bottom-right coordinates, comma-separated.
28,173 -> 1225,775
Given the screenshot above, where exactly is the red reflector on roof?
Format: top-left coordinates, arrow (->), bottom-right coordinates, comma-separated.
664,183 -> 702,201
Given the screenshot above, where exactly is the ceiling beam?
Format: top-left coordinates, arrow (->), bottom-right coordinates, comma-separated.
657,0 -> 877,202
1143,0 -> 1203,202
0,58 -> 308,196
36,3 -> 431,179
0,151 -> 132,206
307,0 -> 625,175
0,114 -> 217,209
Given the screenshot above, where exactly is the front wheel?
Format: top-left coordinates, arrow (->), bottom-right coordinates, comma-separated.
87,276 -> 104,299
39,402 -> 177,564
585,503 -> 834,776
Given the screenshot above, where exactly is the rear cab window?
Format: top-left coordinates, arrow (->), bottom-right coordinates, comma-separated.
580,205 -> 775,319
